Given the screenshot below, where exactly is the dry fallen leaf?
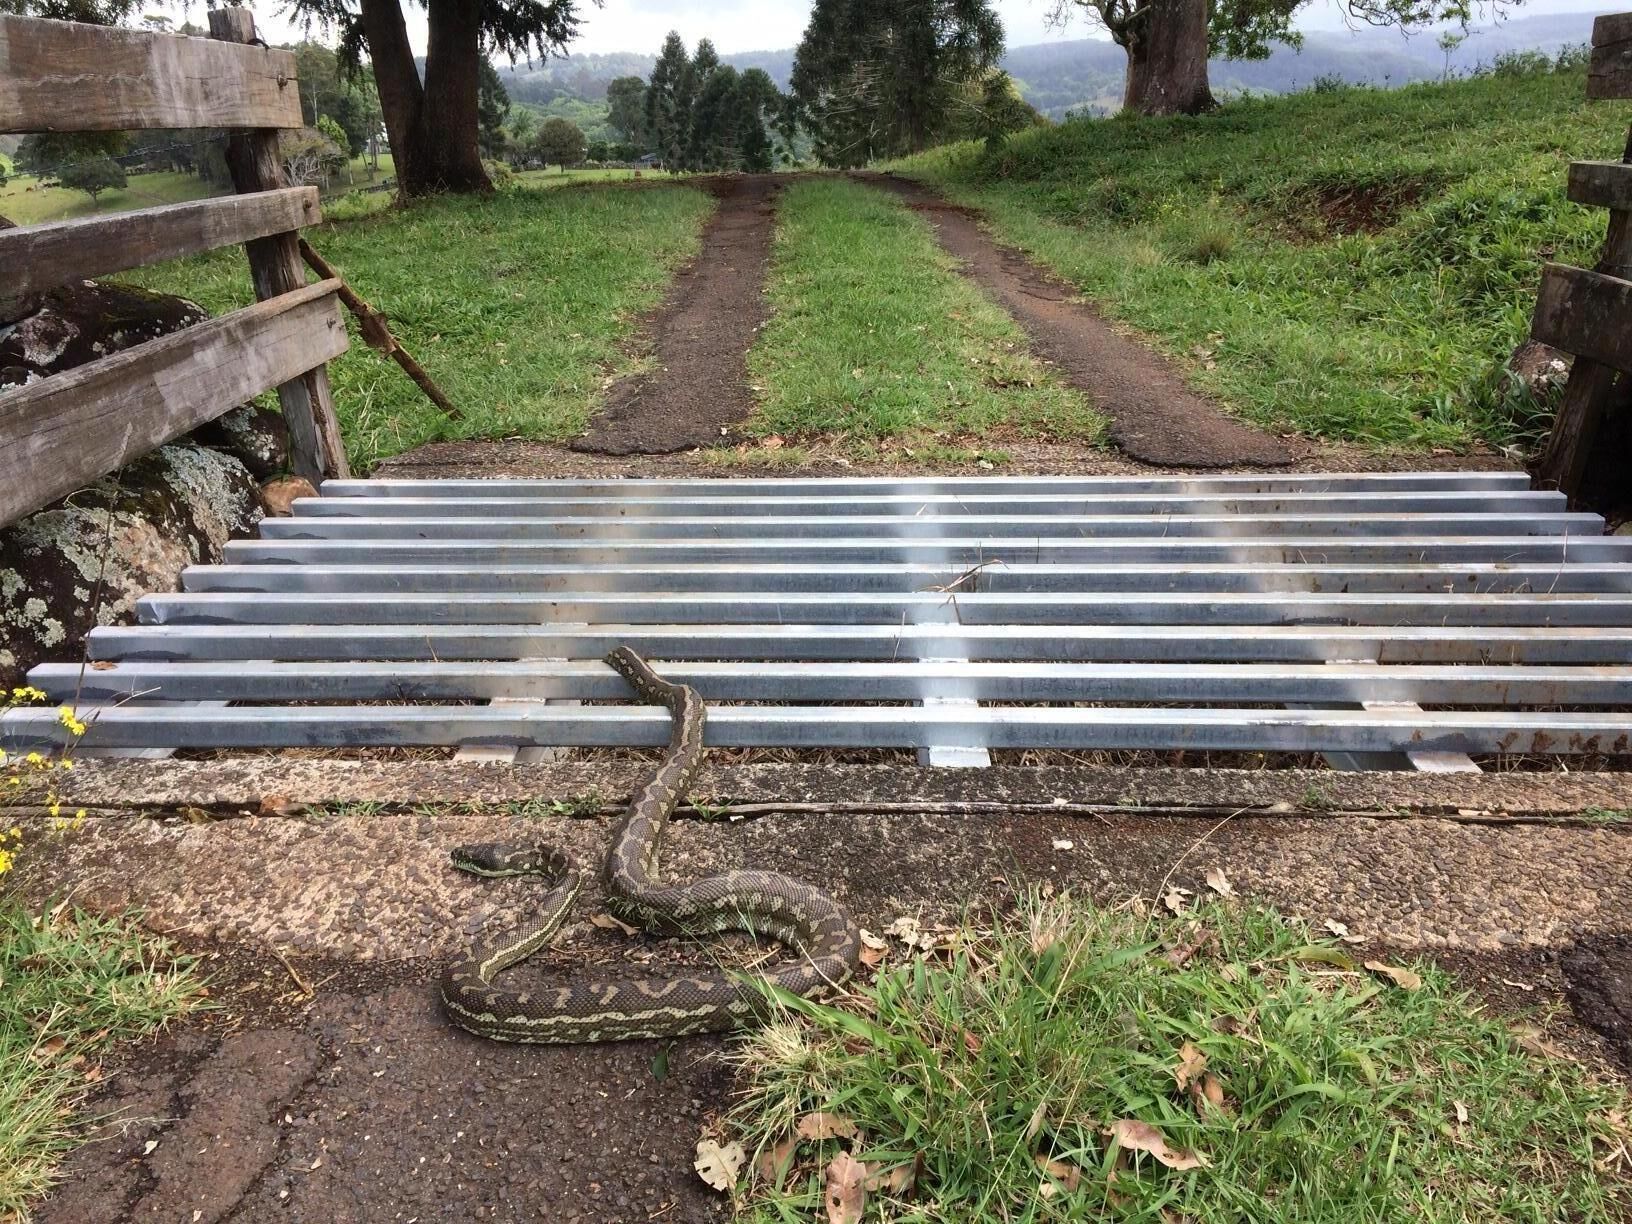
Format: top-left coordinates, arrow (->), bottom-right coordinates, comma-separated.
1501,978 -> 1535,992
763,435 -> 785,450
797,1111 -> 859,1141
1204,867 -> 1234,897
1173,1042 -> 1207,1090
694,1138 -> 745,1192
755,1137 -> 798,1187
1164,929 -> 1217,968
1108,1118 -> 1209,1170
824,1151 -> 868,1224
858,929 -> 888,969
90,660 -> 117,671
589,912 -> 640,936
1162,888 -> 1192,915
1025,1100 -> 1049,1143
1193,1072 -> 1229,1116
1051,838 -> 1074,851
1322,919 -> 1366,944
1034,1153 -> 1082,1195
1453,1101 -> 1470,1125
257,795 -> 303,817
864,1155 -> 920,1194
1364,961 -> 1423,991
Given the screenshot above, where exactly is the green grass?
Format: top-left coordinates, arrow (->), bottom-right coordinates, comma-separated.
891,62 -> 1622,452
728,892 -> 1630,1222
513,166 -> 655,189
0,169 -> 214,225
744,176 -> 1107,448
128,182 -> 715,468
0,899 -> 208,1214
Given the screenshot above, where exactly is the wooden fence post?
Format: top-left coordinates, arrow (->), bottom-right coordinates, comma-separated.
207,6 -> 350,484
1534,14 -> 1632,504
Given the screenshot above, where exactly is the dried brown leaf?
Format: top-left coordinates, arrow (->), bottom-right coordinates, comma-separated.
1204,867 -> 1234,897
864,1155 -> 920,1194
1034,1153 -> 1082,1195
693,1138 -> 745,1192
589,912 -> 640,936
1162,888 -> 1192,915
1024,1100 -> 1049,1143
755,1137 -> 798,1187
798,1111 -> 859,1141
1173,1042 -> 1207,1090
1322,919 -> 1366,944
1364,961 -> 1423,991
1108,1118 -> 1209,1170
824,1151 -> 868,1224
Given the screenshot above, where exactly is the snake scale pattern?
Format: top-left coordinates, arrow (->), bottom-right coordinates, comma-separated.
440,646 -> 861,1043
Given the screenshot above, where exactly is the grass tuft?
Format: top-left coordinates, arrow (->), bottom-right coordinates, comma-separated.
891,65 -> 1618,452
126,182 -> 714,469
0,900 -> 209,1214
745,177 -> 1107,449
726,892 -> 1631,1222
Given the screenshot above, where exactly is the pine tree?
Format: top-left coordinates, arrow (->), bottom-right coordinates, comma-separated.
644,32 -> 689,170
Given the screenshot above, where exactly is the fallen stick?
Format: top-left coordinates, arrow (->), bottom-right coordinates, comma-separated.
298,237 -> 464,422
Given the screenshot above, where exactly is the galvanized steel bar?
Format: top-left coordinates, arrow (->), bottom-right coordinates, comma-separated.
256,513 -> 1606,540
82,622 -> 1632,663
181,562 -> 1632,596
319,471 -> 1534,497
225,536 -> 1632,566
289,491 -> 1568,518
5,703 -> 1627,755
32,659 -> 1632,706
134,590 -> 1632,628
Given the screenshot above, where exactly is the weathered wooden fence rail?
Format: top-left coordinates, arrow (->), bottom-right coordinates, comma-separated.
1532,13 -> 1632,504
0,9 -> 348,528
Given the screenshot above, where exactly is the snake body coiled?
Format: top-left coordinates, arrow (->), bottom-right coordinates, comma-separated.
440,646 -> 861,1043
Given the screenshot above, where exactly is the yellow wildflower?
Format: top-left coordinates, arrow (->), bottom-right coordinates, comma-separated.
57,707 -> 87,737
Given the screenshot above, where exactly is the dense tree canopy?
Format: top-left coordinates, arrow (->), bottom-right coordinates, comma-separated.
635,34 -> 786,172
290,0 -> 589,196
290,42 -> 383,157
478,57 -> 513,159
58,156 -> 125,201
534,116 -> 587,167
789,0 -> 1006,167
1047,0 -> 1512,115
606,76 -> 647,145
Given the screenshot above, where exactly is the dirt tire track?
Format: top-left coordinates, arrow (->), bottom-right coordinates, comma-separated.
573,175 -> 781,455
858,171 -> 1295,469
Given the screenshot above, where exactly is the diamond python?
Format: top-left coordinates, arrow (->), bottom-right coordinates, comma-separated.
440,646 -> 862,1043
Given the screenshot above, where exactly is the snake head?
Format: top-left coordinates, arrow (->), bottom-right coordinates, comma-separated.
450,843 -> 580,882
450,843 -> 526,874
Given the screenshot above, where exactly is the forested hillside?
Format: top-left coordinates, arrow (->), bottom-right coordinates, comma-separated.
494,9 -> 1609,123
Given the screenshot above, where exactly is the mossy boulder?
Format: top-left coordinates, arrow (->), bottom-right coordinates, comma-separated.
0,279 -> 274,688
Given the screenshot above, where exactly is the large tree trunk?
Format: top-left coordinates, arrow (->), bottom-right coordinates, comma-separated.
1121,0 -> 1214,117
357,0 -> 491,197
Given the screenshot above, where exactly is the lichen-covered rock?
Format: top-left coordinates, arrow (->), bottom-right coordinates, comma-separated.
0,445 -> 261,687
1502,338 -> 1571,402
194,404 -> 291,480
0,281 -> 209,391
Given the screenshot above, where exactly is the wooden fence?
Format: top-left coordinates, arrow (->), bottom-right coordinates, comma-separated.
1531,12 -> 1632,503
0,8 -> 349,528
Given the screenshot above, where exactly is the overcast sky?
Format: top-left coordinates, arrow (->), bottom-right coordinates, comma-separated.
162,0 -> 1608,58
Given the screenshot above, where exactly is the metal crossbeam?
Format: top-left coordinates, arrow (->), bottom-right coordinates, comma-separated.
33,660 -> 1632,706
5,470 -> 1629,766
3,703 -> 1627,756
